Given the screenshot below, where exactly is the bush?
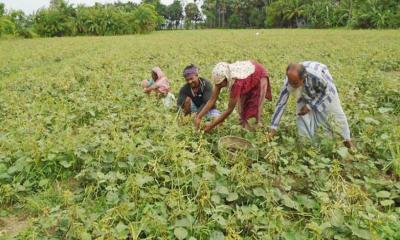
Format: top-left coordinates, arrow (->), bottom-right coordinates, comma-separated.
228,14 -> 241,28
0,17 -> 16,36
16,28 -> 37,38
34,8 -> 75,37
132,4 -> 160,34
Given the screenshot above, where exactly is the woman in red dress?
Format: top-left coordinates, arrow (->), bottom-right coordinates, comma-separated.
195,61 -> 272,132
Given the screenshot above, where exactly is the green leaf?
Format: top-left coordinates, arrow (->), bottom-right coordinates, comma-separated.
38,179 -> 49,187
211,194 -> 221,204
212,214 -> 226,226
202,171 -> 214,181
330,210 -> 345,228
115,222 -> 128,238
282,231 -> 297,240
253,187 -> 267,198
376,191 -> 390,198
337,147 -> 349,159
175,216 -> 194,228
215,185 -> 229,195
0,210 -> 9,217
378,107 -> 392,114
282,195 -> 299,210
106,191 -> 119,205
380,199 -> 394,206
364,117 -> 379,125
135,174 -> 153,187
0,163 -> 7,173
348,225 -> 371,240
226,192 -> 238,202
174,227 -> 188,240
80,232 -> 91,240
209,230 -> 224,240
60,160 -> 72,168
0,173 -> 10,180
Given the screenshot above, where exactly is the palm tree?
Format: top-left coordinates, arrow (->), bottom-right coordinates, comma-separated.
283,0 -> 306,27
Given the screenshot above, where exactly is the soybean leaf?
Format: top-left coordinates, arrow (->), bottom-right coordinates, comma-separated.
174,227 -> 188,240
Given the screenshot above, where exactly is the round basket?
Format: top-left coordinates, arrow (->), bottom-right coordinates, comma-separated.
218,136 -> 256,163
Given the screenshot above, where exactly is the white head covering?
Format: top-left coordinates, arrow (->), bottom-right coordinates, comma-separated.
212,61 -> 256,87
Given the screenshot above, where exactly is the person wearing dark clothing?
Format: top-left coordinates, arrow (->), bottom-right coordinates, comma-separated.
177,64 -> 220,117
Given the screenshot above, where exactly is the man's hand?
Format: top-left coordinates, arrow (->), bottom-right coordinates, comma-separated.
204,122 -> 213,133
267,129 -> 277,141
298,105 -> 311,116
194,117 -> 201,130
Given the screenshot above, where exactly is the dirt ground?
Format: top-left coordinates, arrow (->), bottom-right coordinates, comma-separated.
0,215 -> 30,238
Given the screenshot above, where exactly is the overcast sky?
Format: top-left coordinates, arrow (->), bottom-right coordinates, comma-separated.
0,0 -> 176,14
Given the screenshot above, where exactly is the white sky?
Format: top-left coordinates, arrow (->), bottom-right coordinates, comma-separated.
0,0 -> 176,14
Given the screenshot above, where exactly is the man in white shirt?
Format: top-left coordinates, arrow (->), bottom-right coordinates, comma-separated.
268,61 -> 354,148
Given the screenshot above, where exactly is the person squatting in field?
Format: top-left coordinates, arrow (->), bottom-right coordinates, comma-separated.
195,60 -> 272,132
142,67 -> 175,107
177,64 -> 221,118
268,61 -> 354,148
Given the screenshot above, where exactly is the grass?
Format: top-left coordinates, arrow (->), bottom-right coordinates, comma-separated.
0,29 -> 399,239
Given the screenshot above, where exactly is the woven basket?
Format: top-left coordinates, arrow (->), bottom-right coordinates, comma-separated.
218,136 -> 256,163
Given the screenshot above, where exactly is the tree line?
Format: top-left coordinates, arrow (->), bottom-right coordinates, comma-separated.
0,0 -> 186,38
202,0 -> 400,29
0,0 -> 399,38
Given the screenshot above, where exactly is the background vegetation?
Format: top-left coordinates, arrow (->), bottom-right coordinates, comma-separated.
202,0 -> 400,29
0,29 -> 399,239
0,0 -> 399,38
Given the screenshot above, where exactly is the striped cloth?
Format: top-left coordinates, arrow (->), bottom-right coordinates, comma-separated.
271,61 -> 337,130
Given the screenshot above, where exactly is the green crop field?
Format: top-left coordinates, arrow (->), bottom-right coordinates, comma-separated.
0,29 -> 399,239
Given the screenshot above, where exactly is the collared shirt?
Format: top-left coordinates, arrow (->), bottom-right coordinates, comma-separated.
270,61 -> 337,129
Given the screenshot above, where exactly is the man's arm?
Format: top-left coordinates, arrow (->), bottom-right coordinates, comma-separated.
270,80 -> 291,130
177,86 -> 188,109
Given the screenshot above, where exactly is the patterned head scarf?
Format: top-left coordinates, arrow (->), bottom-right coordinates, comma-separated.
183,64 -> 199,78
212,61 -> 256,87
212,62 -> 230,85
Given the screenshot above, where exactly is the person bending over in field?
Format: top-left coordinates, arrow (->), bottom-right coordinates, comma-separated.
267,61 -> 354,148
142,67 -> 170,96
195,60 -> 272,132
142,67 -> 175,107
177,64 -> 221,118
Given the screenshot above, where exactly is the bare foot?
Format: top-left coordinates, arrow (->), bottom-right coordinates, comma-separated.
344,140 -> 355,149
242,121 -> 251,130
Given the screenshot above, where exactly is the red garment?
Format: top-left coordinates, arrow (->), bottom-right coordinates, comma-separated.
230,62 -> 272,123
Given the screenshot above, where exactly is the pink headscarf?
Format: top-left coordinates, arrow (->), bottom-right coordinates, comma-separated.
152,67 -> 170,94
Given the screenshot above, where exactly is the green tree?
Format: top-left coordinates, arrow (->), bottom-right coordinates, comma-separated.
265,0 -> 287,27
132,4 -> 161,33
228,14 -> 241,28
0,3 -> 5,16
202,0 -> 217,27
305,0 -> 336,28
34,0 -> 76,37
166,0 -> 183,29
351,0 -> 400,28
184,2 -> 202,29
